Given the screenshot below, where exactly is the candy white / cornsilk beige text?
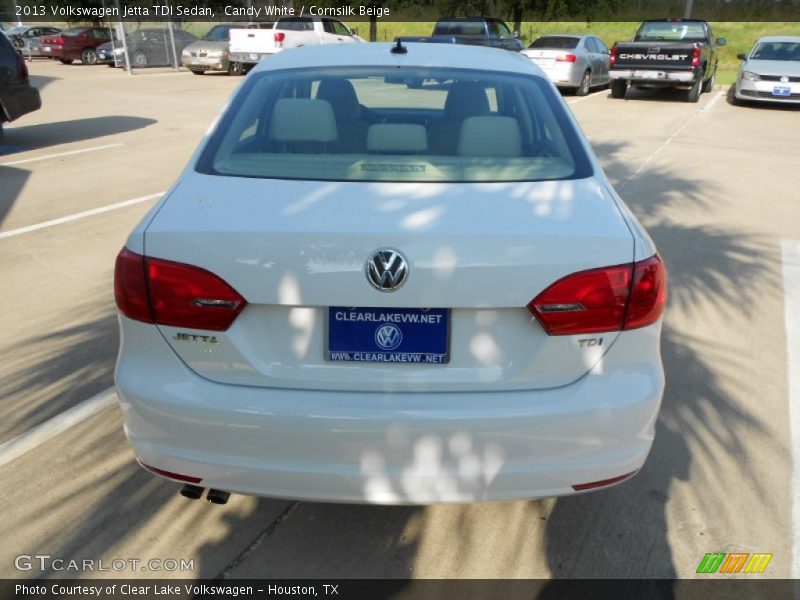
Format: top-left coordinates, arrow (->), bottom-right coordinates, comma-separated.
225,4 -> 391,18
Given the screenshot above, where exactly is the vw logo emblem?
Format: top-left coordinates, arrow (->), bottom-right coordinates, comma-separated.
366,249 -> 409,292
375,324 -> 403,351
781,75 -> 790,83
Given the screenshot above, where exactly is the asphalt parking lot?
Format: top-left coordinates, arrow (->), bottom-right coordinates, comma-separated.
1,60 -> 799,580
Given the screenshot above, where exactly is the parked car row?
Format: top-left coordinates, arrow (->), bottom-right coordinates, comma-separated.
97,28 -> 198,69
2,25 -> 62,58
4,16 -> 798,107
183,22 -> 273,75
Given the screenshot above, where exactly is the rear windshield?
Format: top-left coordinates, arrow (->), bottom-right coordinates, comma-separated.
278,18 -> 315,31
62,28 -> 86,37
635,21 -> 707,42
196,67 -> 592,183
204,25 -> 232,41
751,41 -> 800,61
434,21 -> 487,36
529,36 -> 580,50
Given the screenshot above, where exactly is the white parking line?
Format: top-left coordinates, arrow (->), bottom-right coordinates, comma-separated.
619,110 -> 699,190
781,239 -> 800,579
0,192 -> 164,241
566,91 -> 605,105
702,90 -> 724,112
0,143 -> 124,167
0,387 -> 116,468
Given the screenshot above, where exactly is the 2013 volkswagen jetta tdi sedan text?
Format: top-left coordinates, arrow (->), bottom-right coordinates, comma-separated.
114,43 -> 666,504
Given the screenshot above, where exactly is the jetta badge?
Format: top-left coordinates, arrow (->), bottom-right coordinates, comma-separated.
781,75 -> 790,83
366,249 -> 408,292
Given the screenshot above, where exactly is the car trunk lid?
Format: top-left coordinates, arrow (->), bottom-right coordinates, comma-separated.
143,173 -> 635,392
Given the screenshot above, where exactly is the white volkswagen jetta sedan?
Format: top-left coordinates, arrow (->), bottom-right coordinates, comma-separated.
114,42 -> 666,504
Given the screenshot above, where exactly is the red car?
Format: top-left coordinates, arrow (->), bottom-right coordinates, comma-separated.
39,27 -> 112,65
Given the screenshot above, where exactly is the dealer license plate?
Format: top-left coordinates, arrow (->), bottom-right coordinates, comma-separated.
327,307 -> 449,364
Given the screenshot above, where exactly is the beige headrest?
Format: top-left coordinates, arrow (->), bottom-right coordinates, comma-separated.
457,116 -> 522,158
367,124 -> 427,153
269,98 -> 337,143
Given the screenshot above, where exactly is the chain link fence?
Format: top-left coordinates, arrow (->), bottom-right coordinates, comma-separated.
101,22 -> 197,73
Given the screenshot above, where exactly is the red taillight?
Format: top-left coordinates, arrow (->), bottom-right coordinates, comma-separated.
624,255 -> 667,330
528,255 -> 666,336
691,45 -> 701,67
609,44 -> 618,65
274,32 -> 285,43
114,248 -> 247,331
556,53 -> 577,63
115,249 -> 153,324
139,462 -> 202,484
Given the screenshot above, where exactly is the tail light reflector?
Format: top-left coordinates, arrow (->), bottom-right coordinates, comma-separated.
572,470 -> 637,491
114,248 -> 153,324
609,44 -> 618,65
140,462 -> 202,484
274,32 -> 285,43
528,255 -> 666,335
556,54 -> 578,63
624,255 -> 667,330
691,45 -> 701,67
114,248 -> 247,331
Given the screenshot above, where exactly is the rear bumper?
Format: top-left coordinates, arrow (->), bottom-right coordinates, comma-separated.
228,51 -> 275,65
95,51 -> 119,65
610,68 -> 696,83
39,45 -> 64,59
182,56 -> 229,71
541,64 -> 585,88
115,317 -> 664,504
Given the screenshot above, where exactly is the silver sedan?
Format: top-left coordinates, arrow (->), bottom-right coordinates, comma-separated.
734,36 -> 800,105
520,34 -> 611,96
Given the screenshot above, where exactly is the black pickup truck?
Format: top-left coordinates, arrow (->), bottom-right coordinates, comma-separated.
609,19 -> 726,102
396,17 -> 524,52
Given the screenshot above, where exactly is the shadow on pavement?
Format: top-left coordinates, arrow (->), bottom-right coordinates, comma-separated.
539,141 -> 775,585
0,301 -> 119,441
27,73 -> 59,92
1,115 -> 157,155
610,86 -> 698,103
0,166 -> 30,229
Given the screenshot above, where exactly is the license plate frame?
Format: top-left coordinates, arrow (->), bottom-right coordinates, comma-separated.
773,86 -> 792,97
327,307 -> 450,365
532,58 -> 555,68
